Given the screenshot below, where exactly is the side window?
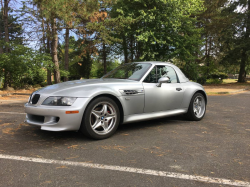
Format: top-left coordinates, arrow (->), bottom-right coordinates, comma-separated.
144,67 -> 157,83
158,66 -> 178,83
144,65 -> 178,83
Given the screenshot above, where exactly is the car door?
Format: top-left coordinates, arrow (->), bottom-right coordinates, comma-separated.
142,65 -> 184,113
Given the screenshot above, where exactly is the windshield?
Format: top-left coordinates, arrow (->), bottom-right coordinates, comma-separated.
102,63 -> 152,81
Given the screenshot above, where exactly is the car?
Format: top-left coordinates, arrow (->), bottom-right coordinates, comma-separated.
24,61 -> 207,139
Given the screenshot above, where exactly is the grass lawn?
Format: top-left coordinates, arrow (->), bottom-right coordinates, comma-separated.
205,79 -> 250,85
223,79 -> 250,84
223,79 -> 238,84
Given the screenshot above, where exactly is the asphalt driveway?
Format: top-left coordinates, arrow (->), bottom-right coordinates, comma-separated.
0,92 -> 249,187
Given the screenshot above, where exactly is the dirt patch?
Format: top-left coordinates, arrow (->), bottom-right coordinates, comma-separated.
205,88 -> 245,92
204,82 -> 250,94
97,145 -> 127,151
2,127 -> 17,135
1,123 -> 27,135
0,123 -> 12,127
0,89 -> 36,95
204,82 -> 250,89
207,90 -> 249,96
0,95 -> 29,101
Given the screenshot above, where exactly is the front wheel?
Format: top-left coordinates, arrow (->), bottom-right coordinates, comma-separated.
80,97 -> 120,140
186,93 -> 206,121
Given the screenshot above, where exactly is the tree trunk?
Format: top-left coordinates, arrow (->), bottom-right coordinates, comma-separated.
64,28 -> 69,82
86,53 -> 91,79
46,22 -> 52,85
238,50 -> 247,82
206,36 -> 212,77
130,34 -> 133,62
0,32 -> 3,54
122,34 -> 128,63
41,16 -> 46,52
2,0 -> 10,89
238,0 -> 250,83
135,40 -> 141,61
3,0 -> 9,49
102,42 -> 107,74
205,35 -> 209,77
3,71 -> 8,89
51,18 -> 60,83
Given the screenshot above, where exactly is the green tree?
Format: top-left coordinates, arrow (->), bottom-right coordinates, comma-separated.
86,1 -> 122,74
220,0 -> 250,82
0,43 -> 52,88
68,38 -> 95,79
31,0 -> 99,83
0,7 -> 24,88
90,58 -> 120,78
196,0 -> 228,77
110,0 -> 204,63
1,0 -> 11,88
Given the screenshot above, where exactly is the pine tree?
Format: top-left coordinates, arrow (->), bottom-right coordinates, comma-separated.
220,0 -> 250,82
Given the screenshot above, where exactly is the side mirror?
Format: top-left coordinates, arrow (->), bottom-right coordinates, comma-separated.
156,77 -> 170,87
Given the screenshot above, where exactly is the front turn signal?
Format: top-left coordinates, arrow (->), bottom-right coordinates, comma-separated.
65,111 -> 79,114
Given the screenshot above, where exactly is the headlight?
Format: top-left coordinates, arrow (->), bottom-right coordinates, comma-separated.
42,97 -> 77,106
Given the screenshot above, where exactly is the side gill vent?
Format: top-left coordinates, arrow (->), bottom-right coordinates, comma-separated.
119,89 -> 144,95
124,90 -> 138,95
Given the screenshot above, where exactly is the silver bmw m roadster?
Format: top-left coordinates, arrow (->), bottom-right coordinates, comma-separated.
25,61 -> 207,139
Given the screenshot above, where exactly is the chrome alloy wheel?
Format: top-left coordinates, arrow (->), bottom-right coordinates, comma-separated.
193,96 -> 205,118
90,102 -> 117,135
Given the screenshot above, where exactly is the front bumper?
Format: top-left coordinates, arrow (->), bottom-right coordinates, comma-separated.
24,98 -> 89,131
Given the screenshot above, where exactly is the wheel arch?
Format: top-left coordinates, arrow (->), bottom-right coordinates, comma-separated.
83,94 -> 124,126
194,90 -> 207,105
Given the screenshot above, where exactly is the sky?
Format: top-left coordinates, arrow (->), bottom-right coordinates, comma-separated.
3,0 -> 78,50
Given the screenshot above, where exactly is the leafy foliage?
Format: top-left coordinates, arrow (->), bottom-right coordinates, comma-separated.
110,0 -> 204,62
209,71 -> 228,80
219,0 -> 250,82
91,59 -> 120,78
0,43 -> 52,88
1,0 -> 250,88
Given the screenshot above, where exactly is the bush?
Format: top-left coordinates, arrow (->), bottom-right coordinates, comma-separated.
22,84 -> 33,90
12,69 -> 46,89
40,82 -> 47,87
206,78 -> 223,84
33,84 -> 41,88
197,77 -> 207,85
209,72 -> 228,80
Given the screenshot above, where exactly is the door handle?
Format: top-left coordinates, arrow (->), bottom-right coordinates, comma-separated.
176,88 -> 182,91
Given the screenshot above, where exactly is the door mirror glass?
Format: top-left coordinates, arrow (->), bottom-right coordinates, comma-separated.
157,77 -> 170,87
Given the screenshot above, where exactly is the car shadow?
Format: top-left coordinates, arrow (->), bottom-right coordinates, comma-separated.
1,114 -> 190,147
32,127 -> 90,141
117,114 -> 189,133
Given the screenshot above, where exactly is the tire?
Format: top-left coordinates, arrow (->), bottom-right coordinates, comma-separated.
80,97 -> 120,140
186,93 -> 206,121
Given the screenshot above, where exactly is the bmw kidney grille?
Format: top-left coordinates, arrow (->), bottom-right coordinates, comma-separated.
31,94 -> 40,104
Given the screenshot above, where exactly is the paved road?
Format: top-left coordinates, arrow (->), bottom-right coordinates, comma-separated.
0,93 -> 249,187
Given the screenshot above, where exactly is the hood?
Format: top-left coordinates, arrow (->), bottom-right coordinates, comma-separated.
36,79 -> 138,95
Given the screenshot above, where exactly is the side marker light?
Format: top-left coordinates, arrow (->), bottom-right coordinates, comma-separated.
66,111 -> 79,114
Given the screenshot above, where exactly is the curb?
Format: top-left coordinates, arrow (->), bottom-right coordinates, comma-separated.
207,88 -> 249,95
0,93 -> 31,97
13,93 -> 31,95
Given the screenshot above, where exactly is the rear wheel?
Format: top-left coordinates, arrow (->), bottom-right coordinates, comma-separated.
80,97 -> 120,140
186,93 -> 206,121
